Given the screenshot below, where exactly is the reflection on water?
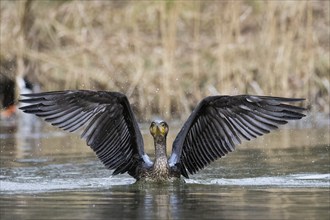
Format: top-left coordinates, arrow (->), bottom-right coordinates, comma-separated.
0,114 -> 329,220
1,183 -> 329,220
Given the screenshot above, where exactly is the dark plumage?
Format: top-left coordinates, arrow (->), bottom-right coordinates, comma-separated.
19,90 -> 306,181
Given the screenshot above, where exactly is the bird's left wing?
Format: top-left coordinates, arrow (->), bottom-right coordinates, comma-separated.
20,90 -> 153,178
168,95 -> 306,178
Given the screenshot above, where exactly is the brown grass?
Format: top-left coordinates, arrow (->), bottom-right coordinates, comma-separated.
1,0 -> 329,120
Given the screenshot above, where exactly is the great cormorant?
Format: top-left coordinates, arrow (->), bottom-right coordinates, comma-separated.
19,90 -> 305,181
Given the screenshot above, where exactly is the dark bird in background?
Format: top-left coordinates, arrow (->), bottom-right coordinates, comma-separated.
0,75 -> 34,119
20,90 -> 306,182
0,75 -> 16,118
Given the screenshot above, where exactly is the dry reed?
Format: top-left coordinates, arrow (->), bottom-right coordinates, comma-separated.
0,0 -> 329,120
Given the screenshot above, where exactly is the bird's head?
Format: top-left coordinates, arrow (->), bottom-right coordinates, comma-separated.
149,119 -> 169,138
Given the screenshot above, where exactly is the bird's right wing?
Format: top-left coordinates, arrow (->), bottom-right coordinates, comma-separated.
169,95 -> 306,178
20,90 -> 153,178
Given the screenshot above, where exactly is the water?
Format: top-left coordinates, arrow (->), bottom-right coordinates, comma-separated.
0,114 -> 329,220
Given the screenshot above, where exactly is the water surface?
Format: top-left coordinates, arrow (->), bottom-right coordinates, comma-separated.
0,114 -> 329,219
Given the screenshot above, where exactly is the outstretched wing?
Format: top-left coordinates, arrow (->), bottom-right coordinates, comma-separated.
168,95 -> 306,178
20,90 -> 153,178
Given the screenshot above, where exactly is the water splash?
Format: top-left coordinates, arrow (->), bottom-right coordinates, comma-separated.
186,173 -> 330,188
1,173 -> 329,194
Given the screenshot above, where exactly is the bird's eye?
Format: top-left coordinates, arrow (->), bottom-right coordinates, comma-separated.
160,122 -> 165,127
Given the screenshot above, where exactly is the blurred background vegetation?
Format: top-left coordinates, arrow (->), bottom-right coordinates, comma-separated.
0,0 -> 329,121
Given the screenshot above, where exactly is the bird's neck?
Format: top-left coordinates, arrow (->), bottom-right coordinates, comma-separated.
154,136 -> 167,159
153,136 -> 168,168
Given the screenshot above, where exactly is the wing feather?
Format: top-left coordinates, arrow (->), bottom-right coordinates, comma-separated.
169,95 -> 305,178
20,90 -> 153,179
